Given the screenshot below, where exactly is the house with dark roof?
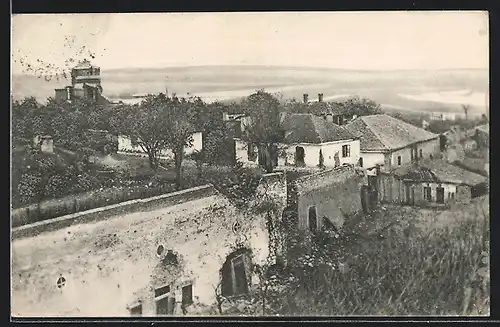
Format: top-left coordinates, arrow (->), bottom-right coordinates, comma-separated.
344,114 -> 441,170
235,113 -> 360,169
377,158 -> 488,206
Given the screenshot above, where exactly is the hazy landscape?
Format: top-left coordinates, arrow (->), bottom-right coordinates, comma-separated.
12,65 -> 489,116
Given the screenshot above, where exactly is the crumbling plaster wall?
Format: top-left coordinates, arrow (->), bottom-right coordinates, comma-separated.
294,165 -> 364,231
12,173 -> 287,317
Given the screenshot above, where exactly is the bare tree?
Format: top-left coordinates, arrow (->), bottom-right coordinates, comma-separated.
462,104 -> 469,121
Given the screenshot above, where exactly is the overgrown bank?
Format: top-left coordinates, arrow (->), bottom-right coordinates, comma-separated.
214,197 -> 490,316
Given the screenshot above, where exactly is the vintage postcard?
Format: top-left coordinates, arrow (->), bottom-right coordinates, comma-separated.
11,11 -> 489,318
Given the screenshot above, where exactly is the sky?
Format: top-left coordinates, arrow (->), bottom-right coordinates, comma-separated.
11,11 -> 489,74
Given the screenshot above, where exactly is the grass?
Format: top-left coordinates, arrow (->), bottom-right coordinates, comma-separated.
270,197 -> 490,316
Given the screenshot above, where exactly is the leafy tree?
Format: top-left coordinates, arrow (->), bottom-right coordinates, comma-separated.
109,95 -> 171,172
342,96 -> 382,117
283,98 -> 309,114
109,93 -> 196,190
240,90 -> 285,173
165,97 -> 196,190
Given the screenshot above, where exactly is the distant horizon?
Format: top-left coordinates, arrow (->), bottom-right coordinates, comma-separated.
13,63 -> 489,77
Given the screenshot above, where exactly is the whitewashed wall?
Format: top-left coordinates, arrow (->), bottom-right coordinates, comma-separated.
118,132 -> 203,160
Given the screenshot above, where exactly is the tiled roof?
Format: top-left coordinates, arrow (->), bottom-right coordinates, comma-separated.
281,113 -> 356,144
345,114 -> 438,151
391,158 -> 487,186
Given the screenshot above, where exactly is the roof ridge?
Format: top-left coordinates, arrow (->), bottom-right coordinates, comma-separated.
310,114 -> 323,142
360,116 -> 389,150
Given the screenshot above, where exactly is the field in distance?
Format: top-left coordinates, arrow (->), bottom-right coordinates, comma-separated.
12,65 -> 489,116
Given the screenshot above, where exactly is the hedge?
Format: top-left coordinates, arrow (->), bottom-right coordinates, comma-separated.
11,184 -> 177,228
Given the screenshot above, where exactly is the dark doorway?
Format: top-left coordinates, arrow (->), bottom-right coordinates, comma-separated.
221,249 -> 252,297
358,157 -> 363,167
436,186 -> 445,204
295,146 -> 305,166
232,255 -> 249,295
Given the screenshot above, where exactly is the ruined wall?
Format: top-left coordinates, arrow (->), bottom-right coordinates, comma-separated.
11,173 -> 287,317
294,165 -> 364,231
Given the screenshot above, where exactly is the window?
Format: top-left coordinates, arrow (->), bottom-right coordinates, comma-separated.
419,149 -> 423,159
154,285 -> 170,298
221,249 -> 251,297
129,303 -> 142,316
397,156 -> 402,166
155,285 -> 174,315
342,144 -> 351,158
358,157 -> 363,167
308,206 -> 318,233
182,284 -> 193,306
423,186 -> 432,202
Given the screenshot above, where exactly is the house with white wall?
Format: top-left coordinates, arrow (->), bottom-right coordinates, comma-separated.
344,114 -> 441,170
235,113 -> 360,169
12,173 -> 288,317
117,132 -> 203,160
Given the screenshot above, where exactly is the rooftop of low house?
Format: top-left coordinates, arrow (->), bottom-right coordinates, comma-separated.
390,158 -> 487,186
281,113 -> 357,144
345,114 -> 439,152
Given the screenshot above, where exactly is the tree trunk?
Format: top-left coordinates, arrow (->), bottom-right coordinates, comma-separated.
147,151 -> 158,172
264,144 -> 274,173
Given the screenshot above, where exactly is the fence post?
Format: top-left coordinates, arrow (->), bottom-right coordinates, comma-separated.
73,199 -> 78,214
25,207 -> 30,225
37,202 -> 41,223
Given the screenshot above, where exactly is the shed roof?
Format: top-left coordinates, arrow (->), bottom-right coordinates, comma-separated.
391,158 -> 487,186
345,114 -> 439,152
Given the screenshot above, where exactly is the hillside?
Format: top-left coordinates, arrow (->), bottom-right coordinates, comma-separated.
12,65 -> 489,115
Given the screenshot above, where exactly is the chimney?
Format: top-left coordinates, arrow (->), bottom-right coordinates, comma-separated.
303,93 -> 309,103
318,93 -> 323,102
40,136 -> 54,153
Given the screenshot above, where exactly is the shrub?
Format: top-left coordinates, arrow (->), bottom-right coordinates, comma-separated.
251,205 -> 489,316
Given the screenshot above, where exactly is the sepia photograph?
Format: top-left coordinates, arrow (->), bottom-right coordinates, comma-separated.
11,11 -> 490,318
